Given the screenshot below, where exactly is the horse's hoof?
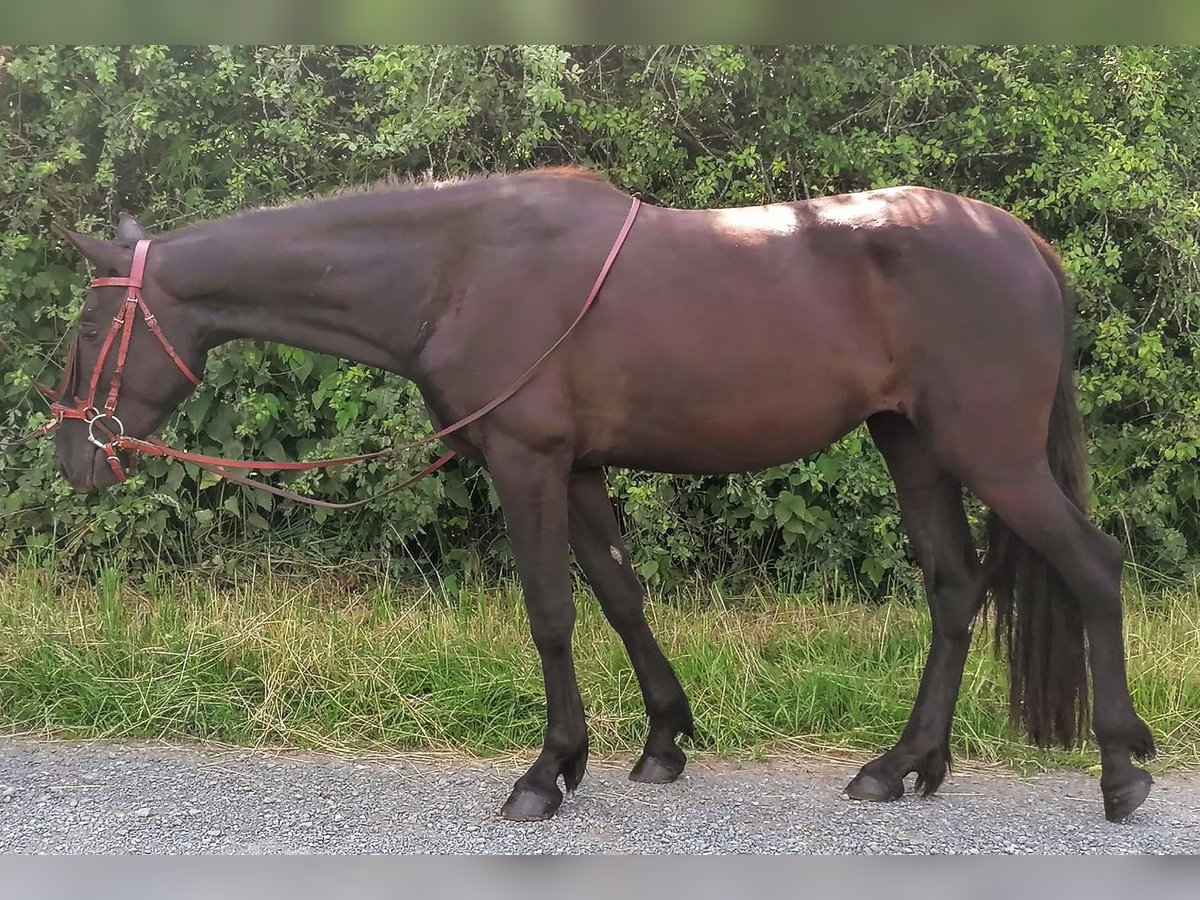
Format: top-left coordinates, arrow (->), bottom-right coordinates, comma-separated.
1103,768 -> 1152,823
630,750 -> 685,784
844,771 -> 904,802
500,786 -> 563,822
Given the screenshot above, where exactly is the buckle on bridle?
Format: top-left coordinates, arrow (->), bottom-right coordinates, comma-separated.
85,409 -> 124,450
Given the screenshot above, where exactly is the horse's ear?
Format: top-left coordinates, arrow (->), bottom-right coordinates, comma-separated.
116,212 -> 147,243
62,230 -> 127,272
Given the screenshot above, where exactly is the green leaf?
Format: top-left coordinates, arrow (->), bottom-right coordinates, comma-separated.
636,559 -> 659,579
443,476 -> 471,509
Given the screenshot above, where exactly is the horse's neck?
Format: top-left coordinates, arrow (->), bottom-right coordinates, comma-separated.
159,208 -> 444,375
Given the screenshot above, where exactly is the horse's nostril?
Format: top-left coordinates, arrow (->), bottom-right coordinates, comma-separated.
57,460 -> 68,478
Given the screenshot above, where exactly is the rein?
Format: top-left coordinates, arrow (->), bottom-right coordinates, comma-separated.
4,197 -> 642,509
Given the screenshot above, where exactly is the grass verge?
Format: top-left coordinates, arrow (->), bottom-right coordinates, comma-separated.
0,559 -> 1197,772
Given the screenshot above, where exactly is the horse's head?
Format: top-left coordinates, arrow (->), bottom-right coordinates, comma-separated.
54,214 -> 207,492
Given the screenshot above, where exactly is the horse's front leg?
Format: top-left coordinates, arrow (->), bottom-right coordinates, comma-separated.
487,439 -> 587,821
568,468 -> 693,782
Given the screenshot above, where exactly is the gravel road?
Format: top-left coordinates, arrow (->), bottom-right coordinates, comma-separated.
1,738 -> 1196,854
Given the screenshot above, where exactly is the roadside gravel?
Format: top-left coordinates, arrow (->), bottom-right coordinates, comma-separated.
1,738 -> 1196,854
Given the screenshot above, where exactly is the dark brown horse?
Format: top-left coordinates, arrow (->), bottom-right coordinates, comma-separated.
52,167 -> 1153,823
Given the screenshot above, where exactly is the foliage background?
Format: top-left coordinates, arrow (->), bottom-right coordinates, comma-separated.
3,46 -> 1199,591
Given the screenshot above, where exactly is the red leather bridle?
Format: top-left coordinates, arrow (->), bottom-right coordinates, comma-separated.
47,239 -> 202,481
10,197 -> 642,508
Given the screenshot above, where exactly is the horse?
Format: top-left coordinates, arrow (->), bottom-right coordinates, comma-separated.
49,166 -> 1154,824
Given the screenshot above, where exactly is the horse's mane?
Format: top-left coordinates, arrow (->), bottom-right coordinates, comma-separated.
521,165 -> 609,183
164,166 -> 612,236
305,165 -> 608,204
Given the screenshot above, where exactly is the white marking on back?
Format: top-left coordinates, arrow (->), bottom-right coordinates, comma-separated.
711,205 -> 800,243
810,186 -> 1002,235
813,191 -> 896,229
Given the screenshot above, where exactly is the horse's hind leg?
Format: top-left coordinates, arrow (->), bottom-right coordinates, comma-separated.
907,361 -> 1153,820
845,412 -> 985,802
568,468 -> 694,782
964,464 -> 1154,822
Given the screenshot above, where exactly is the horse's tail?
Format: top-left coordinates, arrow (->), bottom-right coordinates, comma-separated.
984,232 -> 1090,748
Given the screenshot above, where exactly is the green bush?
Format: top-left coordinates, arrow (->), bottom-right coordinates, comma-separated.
3,46 -> 1200,588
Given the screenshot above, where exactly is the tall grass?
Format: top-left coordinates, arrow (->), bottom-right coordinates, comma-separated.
0,557 -> 1197,770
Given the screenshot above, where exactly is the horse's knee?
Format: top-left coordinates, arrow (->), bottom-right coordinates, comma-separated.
527,601 -> 576,651
601,597 -> 647,634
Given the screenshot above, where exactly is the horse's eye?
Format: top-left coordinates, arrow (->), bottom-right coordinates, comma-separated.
80,325 -> 99,341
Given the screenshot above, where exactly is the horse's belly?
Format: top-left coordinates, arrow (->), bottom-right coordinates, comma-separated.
567,277 -> 898,474
590,382 -> 879,475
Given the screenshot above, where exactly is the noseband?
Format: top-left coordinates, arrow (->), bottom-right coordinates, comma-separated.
47,239 -> 202,481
